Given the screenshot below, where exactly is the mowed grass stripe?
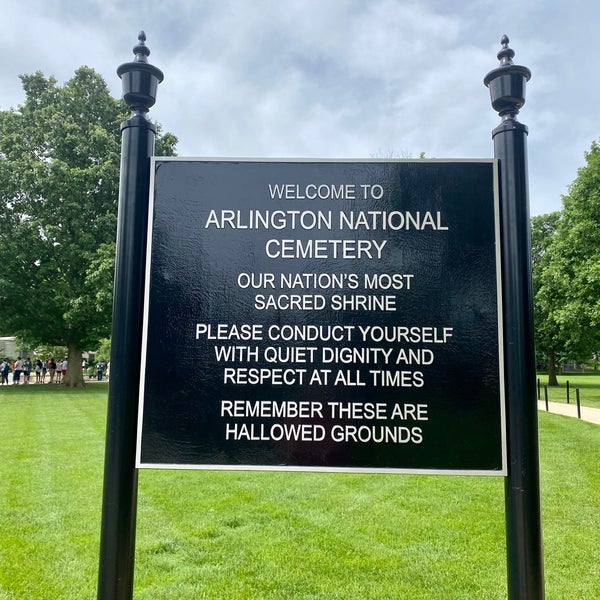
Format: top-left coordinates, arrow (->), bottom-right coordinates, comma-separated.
135,471 -> 507,599
0,385 -> 107,598
537,415 -> 600,596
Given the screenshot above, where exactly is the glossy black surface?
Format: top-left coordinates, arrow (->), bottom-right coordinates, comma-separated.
139,159 -> 504,473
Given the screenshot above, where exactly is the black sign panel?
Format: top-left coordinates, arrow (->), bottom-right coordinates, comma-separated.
137,159 -> 506,475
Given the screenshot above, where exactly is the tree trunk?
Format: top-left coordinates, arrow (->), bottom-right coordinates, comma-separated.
547,348 -> 559,387
62,344 -> 85,388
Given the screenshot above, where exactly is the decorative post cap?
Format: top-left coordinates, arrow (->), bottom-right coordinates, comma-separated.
117,31 -> 164,114
484,35 -> 531,119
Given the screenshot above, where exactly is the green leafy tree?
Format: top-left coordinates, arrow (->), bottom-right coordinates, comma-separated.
0,68 -> 176,386
533,140 -> 600,385
552,141 -> 600,359
95,337 -> 112,363
531,212 -> 565,385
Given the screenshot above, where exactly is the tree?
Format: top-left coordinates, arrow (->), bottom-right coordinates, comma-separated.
532,140 -> 600,385
531,212 -> 564,385
554,140 -> 600,348
0,68 -> 177,386
95,337 -> 112,363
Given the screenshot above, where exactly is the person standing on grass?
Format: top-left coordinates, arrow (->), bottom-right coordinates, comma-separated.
41,359 -> 47,383
48,357 -> 56,383
1,359 -> 9,384
61,358 -> 68,380
12,356 -> 22,385
23,357 -> 32,384
35,359 -> 43,383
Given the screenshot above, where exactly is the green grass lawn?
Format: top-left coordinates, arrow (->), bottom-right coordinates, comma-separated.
536,371 -> 600,409
0,384 -> 598,599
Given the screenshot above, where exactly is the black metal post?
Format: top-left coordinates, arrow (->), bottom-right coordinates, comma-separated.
566,380 -> 570,404
484,36 -> 545,599
544,386 -> 548,412
576,389 -> 581,419
97,32 -> 163,600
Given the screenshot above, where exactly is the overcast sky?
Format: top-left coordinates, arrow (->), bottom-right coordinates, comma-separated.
1,0 -> 597,216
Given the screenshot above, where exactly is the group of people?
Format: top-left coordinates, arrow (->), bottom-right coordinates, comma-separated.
0,357 -> 67,385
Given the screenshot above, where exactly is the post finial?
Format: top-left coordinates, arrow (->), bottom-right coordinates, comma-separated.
484,35 -> 531,120
117,31 -> 164,115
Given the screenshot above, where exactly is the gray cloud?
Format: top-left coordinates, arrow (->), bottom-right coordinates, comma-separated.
0,0 -> 597,215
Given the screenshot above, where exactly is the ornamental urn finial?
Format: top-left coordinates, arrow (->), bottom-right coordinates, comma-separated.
117,31 -> 164,115
484,35 -> 531,119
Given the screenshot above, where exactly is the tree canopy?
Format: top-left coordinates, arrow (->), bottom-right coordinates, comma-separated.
0,67 -> 176,386
555,141 -> 600,340
532,140 -> 600,383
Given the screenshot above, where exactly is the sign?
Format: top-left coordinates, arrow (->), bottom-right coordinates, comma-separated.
136,158 -> 506,475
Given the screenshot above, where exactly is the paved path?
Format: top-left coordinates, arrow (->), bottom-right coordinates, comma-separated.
538,400 -> 600,425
